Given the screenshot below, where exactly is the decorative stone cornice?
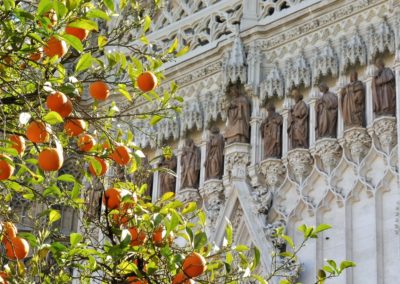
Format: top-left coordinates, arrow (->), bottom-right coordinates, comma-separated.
368,18 -> 395,61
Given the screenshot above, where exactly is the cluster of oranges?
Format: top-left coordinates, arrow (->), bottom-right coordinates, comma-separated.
102,188 -> 207,284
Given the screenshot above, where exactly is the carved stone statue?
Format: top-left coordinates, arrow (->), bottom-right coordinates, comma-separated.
372,58 -> 396,116
288,89 -> 308,149
224,81 -> 251,144
261,103 -> 283,158
181,138 -> 201,188
205,127 -> 225,180
159,155 -> 177,196
340,70 -> 365,128
316,82 -> 338,138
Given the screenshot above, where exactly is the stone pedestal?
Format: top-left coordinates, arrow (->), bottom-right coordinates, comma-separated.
258,158 -> 286,191
286,149 -> 314,185
223,143 -> 251,181
314,138 -> 342,174
199,179 -> 224,235
373,116 -> 398,155
343,127 -> 372,164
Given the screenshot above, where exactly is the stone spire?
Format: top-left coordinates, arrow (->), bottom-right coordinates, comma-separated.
223,25 -> 247,86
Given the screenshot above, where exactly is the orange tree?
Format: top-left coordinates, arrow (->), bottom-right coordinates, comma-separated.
0,0 -> 355,283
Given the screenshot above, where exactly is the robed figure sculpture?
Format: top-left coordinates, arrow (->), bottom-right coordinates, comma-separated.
224,81 -> 251,144
205,127 -> 225,180
261,103 -> 283,158
340,70 -> 365,128
181,138 -> 201,188
372,58 -> 396,116
159,155 -> 177,196
316,82 -> 338,138
288,89 -> 309,149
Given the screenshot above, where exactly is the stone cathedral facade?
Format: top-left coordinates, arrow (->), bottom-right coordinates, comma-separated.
130,0 -> 400,283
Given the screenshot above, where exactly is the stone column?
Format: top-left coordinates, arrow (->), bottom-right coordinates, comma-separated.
395,50 -> 400,177
152,149 -> 162,201
282,97 -> 291,157
365,64 -> 376,127
175,140 -> 184,194
241,0 -> 258,31
199,130 -> 208,189
309,87 -> 319,149
247,85 -> 261,165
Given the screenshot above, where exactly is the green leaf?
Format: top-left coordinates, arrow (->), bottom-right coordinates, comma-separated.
150,115 -> 163,125
281,234 -> 295,249
43,111 -> 63,125
118,84 -> 132,101
143,15 -> 151,32
182,202 -> 197,215
140,35 -> 149,45
87,9 -> 110,20
49,209 -> 61,224
323,265 -> 335,274
66,0 -> 81,11
37,0 -> 52,15
176,46 -> 190,57
252,275 -> 268,284
75,53 -> 93,73
53,1 -> 67,19
70,233 -> 82,247
103,0 -> 114,12
225,220 -> 233,246
68,19 -> 98,31
98,35 -> 108,49
43,185 -> 62,197
57,174 -> 76,183
168,38 -> 178,53
252,247 -> 260,270
340,260 -> 356,272
62,34 -> 83,52
198,210 -> 206,226
315,224 -> 332,234
194,232 -> 207,250
161,192 -> 174,201
279,280 -> 291,284
235,245 -> 249,252
3,0 -> 15,11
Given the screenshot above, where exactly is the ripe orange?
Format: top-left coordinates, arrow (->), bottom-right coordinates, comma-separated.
65,25 -> 89,41
88,157 -> 108,176
103,188 -> 121,209
152,226 -> 173,247
137,71 -> 158,92
26,121 -> 49,143
29,51 -> 43,61
0,155 -> 14,181
5,236 -> 29,260
110,145 -> 131,165
0,272 -> 8,284
46,91 -> 67,112
58,98 -> 73,118
64,119 -> 86,137
38,148 -> 63,171
182,252 -> 207,278
9,135 -> 25,156
172,272 -> 194,284
44,36 -> 68,58
89,81 -> 110,101
128,227 -> 147,246
2,222 -> 17,241
78,134 -> 95,152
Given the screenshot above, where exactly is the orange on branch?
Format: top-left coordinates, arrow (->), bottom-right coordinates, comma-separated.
2,222 -> 17,241
9,135 -> 25,156
64,119 -> 86,137
0,155 -> 14,181
102,188 -> 121,210
44,37 -> 68,58
89,81 -> 110,101
58,98 -> 73,118
5,236 -> 29,260
128,227 -> 147,246
88,157 -> 108,176
65,25 -> 89,41
127,276 -> 147,284
46,91 -> 68,112
29,51 -> 42,61
38,148 -> 63,171
152,226 -> 173,247
0,272 -> 8,284
78,134 -> 95,152
172,272 -> 194,284
110,145 -> 131,165
137,71 -> 158,92
26,121 -> 49,143
182,252 -> 207,278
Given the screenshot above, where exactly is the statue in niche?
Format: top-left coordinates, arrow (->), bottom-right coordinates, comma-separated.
260,103 -> 283,158
224,81 -> 251,144
315,82 -> 338,138
204,126 -> 225,180
181,138 -> 201,188
340,70 -> 365,128
159,155 -> 177,196
288,89 -> 308,149
372,58 -> 396,116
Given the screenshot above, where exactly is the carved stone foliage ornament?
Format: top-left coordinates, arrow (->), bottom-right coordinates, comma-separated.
367,19 -> 395,61
204,91 -> 227,127
285,53 -> 311,91
258,159 -> 286,190
373,117 -> 397,155
343,127 -> 372,164
287,149 -> 314,185
252,186 -> 272,216
177,188 -> 201,204
312,42 -> 339,84
199,180 -> 224,235
180,99 -> 203,136
314,138 -> 342,174
260,64 -> 284,102
340,32 -> 367,72
224,144 -> 250,181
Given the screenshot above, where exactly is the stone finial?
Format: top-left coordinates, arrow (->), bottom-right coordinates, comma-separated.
223,25 -> 247,86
